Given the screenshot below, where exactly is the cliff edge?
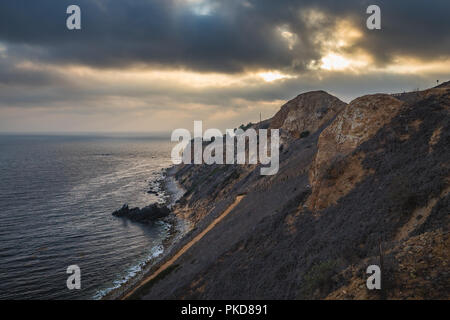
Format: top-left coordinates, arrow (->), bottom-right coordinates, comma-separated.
129,83 -> 449,300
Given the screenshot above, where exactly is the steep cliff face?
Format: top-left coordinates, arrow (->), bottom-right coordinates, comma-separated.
307,94 -> 404,210
269,90 -> 347,138
133,83 -> 449,300
306,86 -> 449,298
175,91 -> 347,225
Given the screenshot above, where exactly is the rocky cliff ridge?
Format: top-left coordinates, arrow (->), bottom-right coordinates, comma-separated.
131,82 -> 449,300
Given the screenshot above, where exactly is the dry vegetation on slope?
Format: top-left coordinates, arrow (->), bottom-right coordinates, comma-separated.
132,83 -> 449,300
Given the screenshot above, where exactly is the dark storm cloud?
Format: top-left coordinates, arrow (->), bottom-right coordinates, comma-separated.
0,0 -> 294,72
1,0 -> 449,73
354,0 -> 450,64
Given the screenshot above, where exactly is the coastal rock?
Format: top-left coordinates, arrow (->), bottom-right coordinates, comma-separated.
112,203 -> 170,222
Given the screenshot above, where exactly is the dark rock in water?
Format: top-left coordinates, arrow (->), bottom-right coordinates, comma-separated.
112,203 -> 170,223
147,190 -> 158,195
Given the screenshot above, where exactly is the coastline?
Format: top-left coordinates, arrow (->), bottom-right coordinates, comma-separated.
101,165 -> 190,300
121,194 -> 246,300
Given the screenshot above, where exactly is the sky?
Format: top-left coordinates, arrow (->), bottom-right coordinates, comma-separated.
0,0 -> 449,133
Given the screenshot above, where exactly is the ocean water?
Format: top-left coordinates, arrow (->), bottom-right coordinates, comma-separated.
0,134 -> 176,299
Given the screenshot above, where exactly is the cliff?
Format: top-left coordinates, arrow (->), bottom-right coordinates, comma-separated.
269,90 -> 347,138
130,82 -> 449,300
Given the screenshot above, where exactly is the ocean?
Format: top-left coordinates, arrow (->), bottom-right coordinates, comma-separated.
0,134 -> 177,299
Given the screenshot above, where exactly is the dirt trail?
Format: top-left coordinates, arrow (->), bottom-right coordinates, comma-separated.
122,195 -> 245,300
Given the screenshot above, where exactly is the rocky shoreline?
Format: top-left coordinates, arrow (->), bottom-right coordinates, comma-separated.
101,165 -> 189,300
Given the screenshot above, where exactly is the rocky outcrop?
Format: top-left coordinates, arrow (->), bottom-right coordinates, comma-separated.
112,203 -> 170,222
307,94 -> 404,210
269,90 -> 347,138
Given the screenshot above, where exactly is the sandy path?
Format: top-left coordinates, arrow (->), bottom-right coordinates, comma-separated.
122,195 -> 245,299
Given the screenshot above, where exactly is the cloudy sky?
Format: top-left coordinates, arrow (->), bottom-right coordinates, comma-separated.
0,0 -> 449,133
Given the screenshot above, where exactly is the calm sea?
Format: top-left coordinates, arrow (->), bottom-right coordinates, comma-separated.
0,134 -> 175,299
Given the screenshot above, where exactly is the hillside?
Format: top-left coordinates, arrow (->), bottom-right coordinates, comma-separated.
130,83 -> 449,300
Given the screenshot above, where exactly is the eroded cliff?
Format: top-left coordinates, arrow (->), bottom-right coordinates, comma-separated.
131,83 -> 449,300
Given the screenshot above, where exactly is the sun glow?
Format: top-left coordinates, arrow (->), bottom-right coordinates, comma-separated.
320,54 -> 351,71
258,71 -> 295,82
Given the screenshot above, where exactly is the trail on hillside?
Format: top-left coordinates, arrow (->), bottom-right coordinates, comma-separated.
123,195 -> 245,299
